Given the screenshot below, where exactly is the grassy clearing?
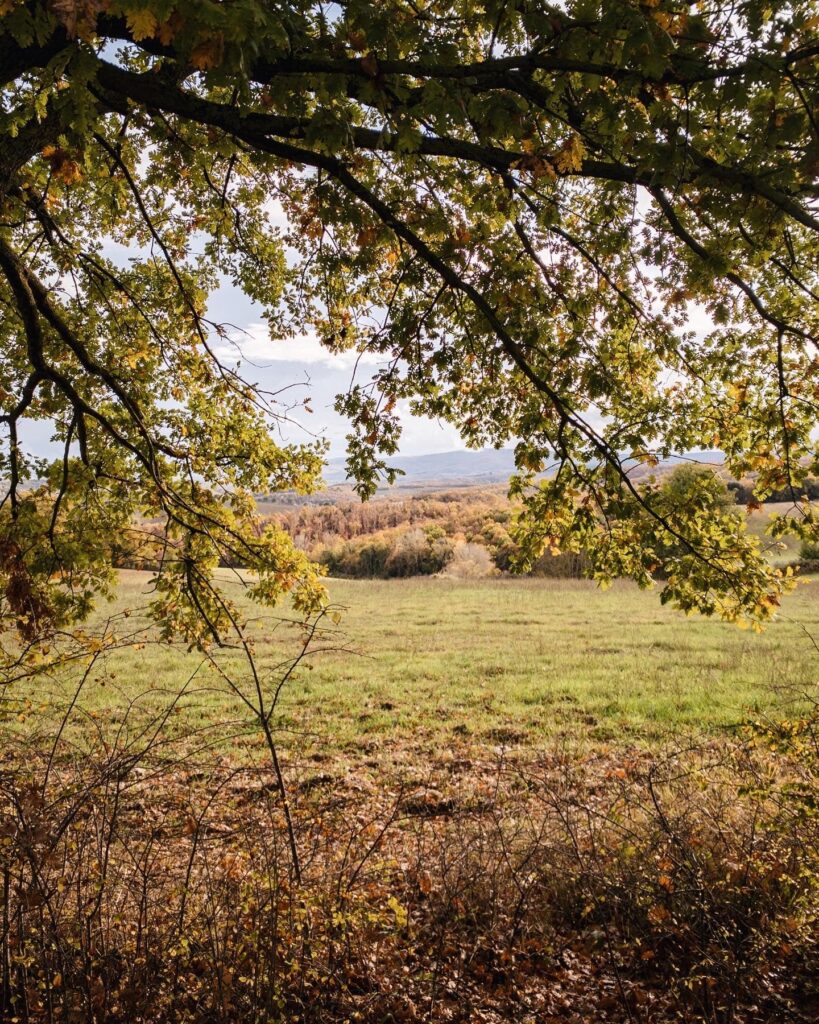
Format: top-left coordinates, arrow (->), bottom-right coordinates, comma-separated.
4,572 -> 818,1023
747,500 -> 805,564
16,570 -> 818,761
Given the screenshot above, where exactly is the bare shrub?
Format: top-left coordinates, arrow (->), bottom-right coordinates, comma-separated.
442,542 -> 497,579
1,714 -> 816,1023
530,550 -> 589,578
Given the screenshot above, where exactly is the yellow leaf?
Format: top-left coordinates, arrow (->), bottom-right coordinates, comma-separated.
554,135 -> 587,174
386,895 -> 408,928
123,347 -> 148,368
55,159 -> 82,185
126,8 -> 158,42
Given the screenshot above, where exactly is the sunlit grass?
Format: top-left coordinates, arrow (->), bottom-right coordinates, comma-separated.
13,570 -> 818,763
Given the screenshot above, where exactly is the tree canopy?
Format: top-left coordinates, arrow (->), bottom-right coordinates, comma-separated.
0,0 -> 817,654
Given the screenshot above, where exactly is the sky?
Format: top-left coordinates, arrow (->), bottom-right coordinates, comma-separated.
11,282 -> 466,469
207,277 -> 467,460
206,274 -> 720,462
15,269 -> 716,469
17,193 -> 720,466
10,229 -> 466,465
200,194 -> 468,460
203,194 -> 721,463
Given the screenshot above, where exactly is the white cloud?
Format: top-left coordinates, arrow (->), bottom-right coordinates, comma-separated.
216,323 -> 383,370
395,402 -> 467,455
207,328 -> 469,457
684,301 -> 716,338
263,198 -> 290,231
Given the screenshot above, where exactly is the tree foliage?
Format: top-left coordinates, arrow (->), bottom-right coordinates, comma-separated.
0,0 -> 818,654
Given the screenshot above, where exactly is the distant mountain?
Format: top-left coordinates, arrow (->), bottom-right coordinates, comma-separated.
323,448 -> 518,487
322,448 -> 725,488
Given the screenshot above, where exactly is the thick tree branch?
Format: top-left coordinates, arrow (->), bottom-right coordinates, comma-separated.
91,60 -> 819,235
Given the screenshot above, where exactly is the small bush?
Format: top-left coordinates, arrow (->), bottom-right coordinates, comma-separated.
384,528 -> 453,577
443,541 -> 497,578
800,538 -> 819,561
315,527 -> 454,578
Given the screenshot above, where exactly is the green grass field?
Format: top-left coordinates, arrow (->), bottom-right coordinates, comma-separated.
747,501 -> 805,564
16,569 -> 818,763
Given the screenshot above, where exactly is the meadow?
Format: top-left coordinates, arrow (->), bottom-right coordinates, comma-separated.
20,568 -> 818,764
5,571 -> 819,1023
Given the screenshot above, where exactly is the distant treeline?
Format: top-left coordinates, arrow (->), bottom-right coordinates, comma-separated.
270,488 -> 586,580
272,489 -> 512,578
112,475 -> 818,580
728,478 -> 819,504
270,489 -> 509,548
112,487 -> 585,579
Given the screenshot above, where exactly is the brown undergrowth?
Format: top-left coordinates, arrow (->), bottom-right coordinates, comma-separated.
1,711 -> 817,1024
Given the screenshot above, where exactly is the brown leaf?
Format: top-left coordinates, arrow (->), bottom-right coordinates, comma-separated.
48,0 -> 102,38
190,34 -> 225,70
360,52 -> 379,78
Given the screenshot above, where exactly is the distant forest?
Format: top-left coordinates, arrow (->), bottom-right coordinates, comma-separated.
112,475 -> 817,580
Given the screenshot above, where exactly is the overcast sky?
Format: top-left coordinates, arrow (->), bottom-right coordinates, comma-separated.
18,268 -> 713,465
207,274 -> 466,460
18,194 -> 719,465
